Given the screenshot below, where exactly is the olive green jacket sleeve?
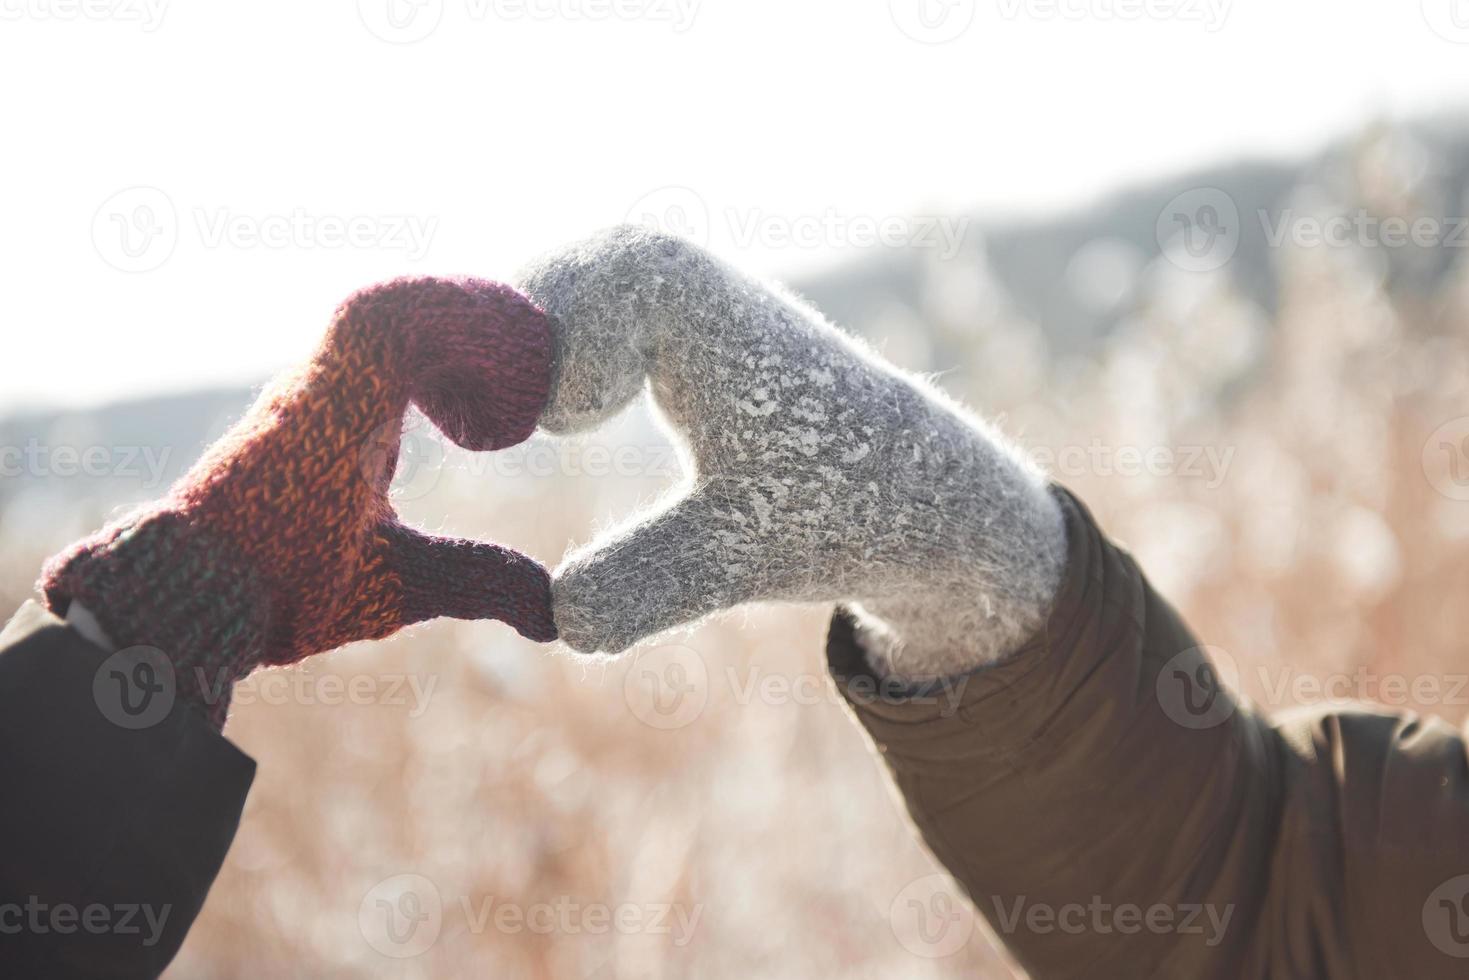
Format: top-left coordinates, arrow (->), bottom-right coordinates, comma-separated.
827,487 -> 1469,979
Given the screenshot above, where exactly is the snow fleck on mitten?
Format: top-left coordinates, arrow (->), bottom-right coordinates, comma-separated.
40,277 -> 559,729
517,226 -> 1066,680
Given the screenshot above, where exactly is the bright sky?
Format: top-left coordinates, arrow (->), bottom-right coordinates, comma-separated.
3,0 -> 1468,412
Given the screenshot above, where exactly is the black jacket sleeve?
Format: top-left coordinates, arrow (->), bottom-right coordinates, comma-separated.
0,601 -> 255,979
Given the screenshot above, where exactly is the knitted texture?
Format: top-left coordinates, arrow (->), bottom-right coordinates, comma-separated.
40,277 -> 559,728
518,226 -> 1067,680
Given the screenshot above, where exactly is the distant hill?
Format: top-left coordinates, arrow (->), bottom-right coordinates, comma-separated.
797,113 -> 1469,370
6,116 -> 1468,508
0,388 -> 253,511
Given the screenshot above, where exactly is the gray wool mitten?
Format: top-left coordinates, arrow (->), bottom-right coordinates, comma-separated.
517,225 -> 1067,681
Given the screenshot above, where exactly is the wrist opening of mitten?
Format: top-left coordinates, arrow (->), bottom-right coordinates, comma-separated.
40,510 -> 272,730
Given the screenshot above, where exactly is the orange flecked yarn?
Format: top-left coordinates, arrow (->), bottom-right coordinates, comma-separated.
41,276 -> 558,728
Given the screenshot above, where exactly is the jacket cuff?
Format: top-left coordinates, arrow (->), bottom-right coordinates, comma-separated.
0,600 -> 256,976
824,485 -> 1100,773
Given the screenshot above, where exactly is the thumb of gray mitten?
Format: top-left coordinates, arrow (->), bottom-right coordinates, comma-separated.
517,225 -> 1066,680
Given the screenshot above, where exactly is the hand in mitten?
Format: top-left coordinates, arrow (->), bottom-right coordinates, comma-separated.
518,226 -> 1065,679
40,277 -> 558,728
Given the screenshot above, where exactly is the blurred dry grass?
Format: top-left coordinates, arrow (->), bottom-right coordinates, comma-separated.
4,165 -> 1469,978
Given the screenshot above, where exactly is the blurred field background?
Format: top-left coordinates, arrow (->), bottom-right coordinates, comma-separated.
4,119 -> 1469,977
